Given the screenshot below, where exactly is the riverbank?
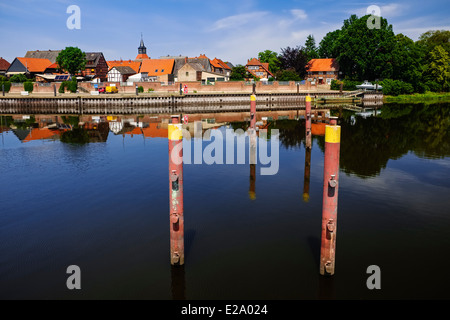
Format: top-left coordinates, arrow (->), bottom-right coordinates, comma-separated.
383,92 -> 450,103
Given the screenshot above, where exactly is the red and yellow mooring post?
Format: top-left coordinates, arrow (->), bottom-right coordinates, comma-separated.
305,95 -> 312,149
319,117 -> 341,276
168,115 -> 184,265
250,94 -> 256,130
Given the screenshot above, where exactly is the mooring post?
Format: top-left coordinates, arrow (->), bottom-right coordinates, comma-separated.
249,164 -> 256,200
319,117 -> 341,276
305,94 -> 312,148
53,84 -> 56,97
135,84 -> 139,96
180,83 -> 183,95
303,146 -> 311,202
250,93 -> 256,130
2,83 -> 4,96
168,115 -> 184,266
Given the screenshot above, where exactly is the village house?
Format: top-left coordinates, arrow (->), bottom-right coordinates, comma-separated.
0,57 -> 10,76
107,66 -> 136,83
306,58 -> 340,85
139,59 -> 175,82
107,60 -> 141,73
245,58 -> 273,80
25,50 -> 61,63
210,58 -> 232,77
83,52 -> 109,82
6,57 -> 52,78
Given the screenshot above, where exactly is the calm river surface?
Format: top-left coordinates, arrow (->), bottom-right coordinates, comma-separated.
0,103 -> 449,299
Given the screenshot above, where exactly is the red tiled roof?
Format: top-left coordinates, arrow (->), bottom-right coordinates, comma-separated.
142,123 -> 168,138
135,53 -> 149,60
246,58 -> 262,66
140,59 -> 174,76
211,58 -> 231,70
311,123 -> 326,136
17,57 -> 52,73
46,62 -> 59,69
107,60 -> 141,73
23,128 -> 66,142
306,58 -> 339,72
0,57 -> 10,71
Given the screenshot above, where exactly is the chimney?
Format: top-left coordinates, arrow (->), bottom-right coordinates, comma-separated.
185,57 -> 187,63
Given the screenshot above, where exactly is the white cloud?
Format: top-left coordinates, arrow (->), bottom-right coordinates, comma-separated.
211,12 -> 269,31
291,9 -> 308,20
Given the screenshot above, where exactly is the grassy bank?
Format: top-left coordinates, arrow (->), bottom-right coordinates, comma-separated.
383,92 -> 450,103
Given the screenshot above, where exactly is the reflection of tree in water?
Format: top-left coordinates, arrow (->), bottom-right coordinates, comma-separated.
230,120 -> 306,149
61,128 -> 90,144
316,103 -> 450,178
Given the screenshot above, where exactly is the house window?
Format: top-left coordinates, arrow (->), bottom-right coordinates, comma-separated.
255,72 -> 264,77
155,69 -> 158,72
318,71 -> 323,75
186,72 -> 189,77
161,69 -> 164,72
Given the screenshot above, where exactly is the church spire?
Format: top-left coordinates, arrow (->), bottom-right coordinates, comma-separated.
138,33 -> 146,55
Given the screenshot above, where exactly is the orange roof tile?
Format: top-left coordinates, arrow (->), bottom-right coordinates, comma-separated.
17,57 -> 52,73
306,58 -> 339,72
0,57 -> 10,71
107,60 -> 141,73
135,53 -> 149,60
140,59 -> 174,76
142,123 -> 168,138
23,128 -> 64,142
215,58 -> 231,70
246,58 -> 262,66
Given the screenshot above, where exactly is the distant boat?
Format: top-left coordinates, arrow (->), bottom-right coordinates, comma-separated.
356,81 -> 382,90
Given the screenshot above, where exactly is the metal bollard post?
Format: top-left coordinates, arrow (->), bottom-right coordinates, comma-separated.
305,95 -> 312,148
168,115 -> 184,265
319,117 -> 341,276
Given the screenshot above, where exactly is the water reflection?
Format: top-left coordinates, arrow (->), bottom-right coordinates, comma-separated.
1,103 -> 449,179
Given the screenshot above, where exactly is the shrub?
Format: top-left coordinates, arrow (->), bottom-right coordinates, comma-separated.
424,80 -> 442,92
138,86 -> 144,93
24,81 -> 33,93
67,77 -> 77,93
330,79 -> 362,91
9,74 -> 28,83
59,82 -> 66,93
147,88 -> 154,92
1,81 -> 11,93
381,79 -> 414,96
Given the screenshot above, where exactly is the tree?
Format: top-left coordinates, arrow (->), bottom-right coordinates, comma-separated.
274,70 -> 302,81
417,30 -> 450,54
56,47 -> 86,76
9,74 -> 28,83
304,35 -> 318,61
391,34 -> 424,90
278,46 -> 308,78
230,65 -> 247,81
258,50 -> 281,73
333,14 -> 396,81
318,29 -> 341,59
423,45 -> 450,91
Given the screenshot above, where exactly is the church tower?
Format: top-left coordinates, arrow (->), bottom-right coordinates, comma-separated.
136,33 -> 149,60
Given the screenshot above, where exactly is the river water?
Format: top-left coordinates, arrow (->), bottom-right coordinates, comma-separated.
0,103 -> 449,299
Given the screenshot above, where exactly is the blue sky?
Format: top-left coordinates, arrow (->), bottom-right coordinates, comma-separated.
0,0 -> 449,65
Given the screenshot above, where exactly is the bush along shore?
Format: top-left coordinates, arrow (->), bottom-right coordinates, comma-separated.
383,92 -> 450,103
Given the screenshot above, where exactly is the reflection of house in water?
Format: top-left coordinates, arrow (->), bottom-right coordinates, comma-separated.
13,127 -> 68,143
82,122 -> 109,142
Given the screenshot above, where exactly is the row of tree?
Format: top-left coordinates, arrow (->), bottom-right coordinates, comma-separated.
230,14 -> 450,93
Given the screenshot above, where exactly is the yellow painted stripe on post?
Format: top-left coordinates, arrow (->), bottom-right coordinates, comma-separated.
325,125 -> 341,143
250,95 -> 256,101
168,124 -> 183,141
305,96 -> 311,102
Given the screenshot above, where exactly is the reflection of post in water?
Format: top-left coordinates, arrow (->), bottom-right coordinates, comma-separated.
303,146 -> 311,202
168,115 -> 184,266
250,92 -> 256,130
171,265 -> 186,300
249,126 -> 257,200
319,117 -> 341,276
305,95 -> 312,149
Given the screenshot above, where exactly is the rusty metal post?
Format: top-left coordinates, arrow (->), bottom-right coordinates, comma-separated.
169,115 -> 184,265
319,117 -> 340,276
303,146 -> 311,202
250,94 -> 256,130
305,95 -> 312,149
249,164 -> 256,200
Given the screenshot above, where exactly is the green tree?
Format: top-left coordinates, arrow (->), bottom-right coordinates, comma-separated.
423,45 -> 450,91
304,34 -> 318,61
9,74 -> 28,83
417,30 -> 450,54
56,47 -> 86,76
318,29 -> 341,58
230,65 -> 247,81
274,70 -> 302,81
334,14 -> 396,81
391,34 -> 424,90
257,50 -> 281,73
